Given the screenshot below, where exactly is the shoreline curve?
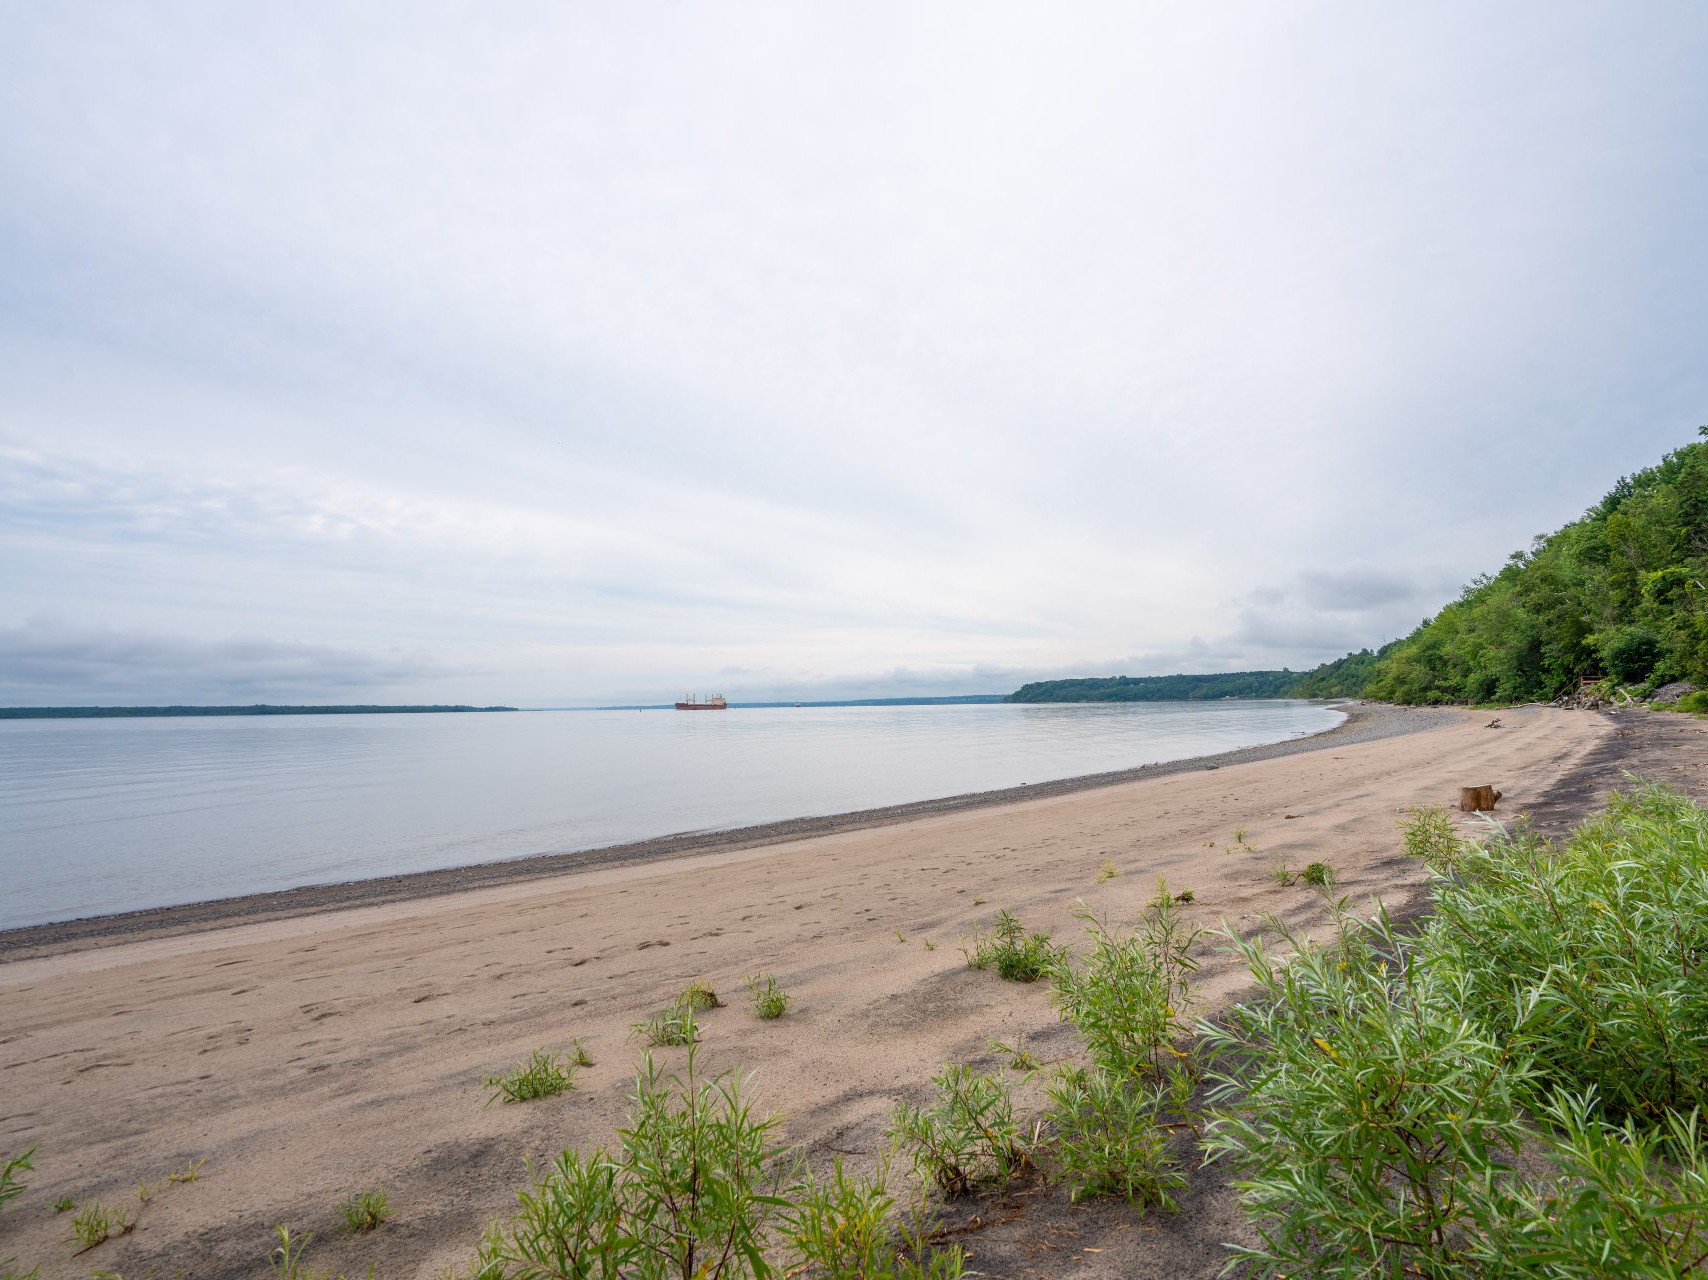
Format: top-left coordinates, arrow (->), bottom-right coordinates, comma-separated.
0,701 -> 1458,960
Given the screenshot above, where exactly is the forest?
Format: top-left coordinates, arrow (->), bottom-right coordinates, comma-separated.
1318,430 -> 1708,704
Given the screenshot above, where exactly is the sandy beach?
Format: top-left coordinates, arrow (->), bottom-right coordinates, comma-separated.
2,704 -> 1698,1279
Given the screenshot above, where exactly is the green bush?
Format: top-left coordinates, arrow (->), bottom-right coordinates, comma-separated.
1601,625 -> 1665,684
785,1158 -> 964,1279
889,1064 -> 1035,1196
486,1048 -> 580,1104
1050,900 -> 1200,1079
962,910 -> 1062,982
1044,1063 -> 1189,1209
1676,688 -> 1708,713
1201,907 -> 1536,1276
474,1045 -> 789,1279
1424,785 -> 1708,1121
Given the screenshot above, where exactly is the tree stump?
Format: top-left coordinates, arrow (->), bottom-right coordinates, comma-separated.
1459,785 -> 1502,812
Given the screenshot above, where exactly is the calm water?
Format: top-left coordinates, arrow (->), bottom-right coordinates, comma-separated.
0,700 -> 1341,929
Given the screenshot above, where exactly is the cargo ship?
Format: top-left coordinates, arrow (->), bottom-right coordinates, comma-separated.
674,694 -> 728,710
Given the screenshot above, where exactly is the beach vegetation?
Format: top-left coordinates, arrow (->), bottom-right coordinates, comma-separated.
166,1158 -> 206,1184
746,974 -> 788,1020
51,1196 -> 73,1214
988,1034 -> 1039,1072
0,1263 -> 38,1280
920,938 -> 936,952
485,1048 -> 580,1104
1299,861 -> 1334,887
67,1201 -> 132,1250
784,1157 -> 966,1279
337,1190 -> 390,1233
269,1226 -> 372,1280
970,895 -> 986,906
1096,859 -> 1119,881
1267,862 -> 1296,887
678,978 -> 721,1010
1050,900 -> 1200,1080
962,910 -> 1062,982
0,1147 -> 34,1211
889,1063 -> 1036,1196
1044,1063 -> 1190,1208
634,1002 -> 701,1047
471,1044 -> 791,1279
1203,784 -> 1708,1276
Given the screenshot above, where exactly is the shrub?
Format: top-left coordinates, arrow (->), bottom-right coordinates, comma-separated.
784,1157 -> 967,1279
889,1064 -> 1035,1196
1402,804 -> 1463,871
746,974 -> 789,1020
1044,1063 -> 1189,1208
1676,688 -> 1708,713
962,910 -> 1062,983
1602,625 -> 1664,684
473,1045 -> 789,1279
1474,1091 -> 1708,1275
1425,784 -> 1708,1121
1202,906 -> 1536,1276
1050,900 -> 1200,1079
338,1189 -> 390,1233
485,1048 -> 579,1104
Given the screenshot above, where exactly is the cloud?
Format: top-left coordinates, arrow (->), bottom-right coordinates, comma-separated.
0,7 -> 1704,702
0,617 -> 457,705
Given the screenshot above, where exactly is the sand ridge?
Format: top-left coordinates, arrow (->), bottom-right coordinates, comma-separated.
0,706 -> 1643,1278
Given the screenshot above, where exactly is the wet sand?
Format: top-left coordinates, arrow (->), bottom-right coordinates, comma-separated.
1,704 -> 1684,1279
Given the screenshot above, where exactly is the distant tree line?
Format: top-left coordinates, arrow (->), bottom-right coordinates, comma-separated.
1008,671 -> 1300,703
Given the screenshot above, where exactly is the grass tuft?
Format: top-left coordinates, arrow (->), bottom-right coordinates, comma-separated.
1300,861 -> 1334,887
484,1047 -> 579,1104
633,1002 -> 700,1046
337,1189 -> 390,1234
0,1147 -> 35,1211
963,910 -> 1063,983
1097,859 -> 1120,882
677,978 -> 721,1010
747,973 -> 789,1020
66,1201 -> 132,1251
166,1157 -> 206,1184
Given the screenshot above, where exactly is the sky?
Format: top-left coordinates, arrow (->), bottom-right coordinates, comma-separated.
2,3 -> 1706,707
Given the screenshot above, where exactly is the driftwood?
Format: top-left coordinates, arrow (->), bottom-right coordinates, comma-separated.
1459,785 -> 1502,812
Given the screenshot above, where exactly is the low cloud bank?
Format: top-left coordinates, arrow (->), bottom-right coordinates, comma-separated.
0,617 -> 454,705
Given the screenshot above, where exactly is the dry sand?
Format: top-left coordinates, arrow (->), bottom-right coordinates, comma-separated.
0,704 -> 1692,1279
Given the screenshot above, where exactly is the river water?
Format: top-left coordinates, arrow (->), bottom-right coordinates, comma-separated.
0,699 -> 1341,929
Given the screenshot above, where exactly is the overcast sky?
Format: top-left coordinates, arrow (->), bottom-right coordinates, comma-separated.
2,4 -> 1706,706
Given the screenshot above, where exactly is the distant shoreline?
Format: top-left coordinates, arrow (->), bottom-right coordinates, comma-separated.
0,704 -> 519,719
0,701 -> 1453,959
